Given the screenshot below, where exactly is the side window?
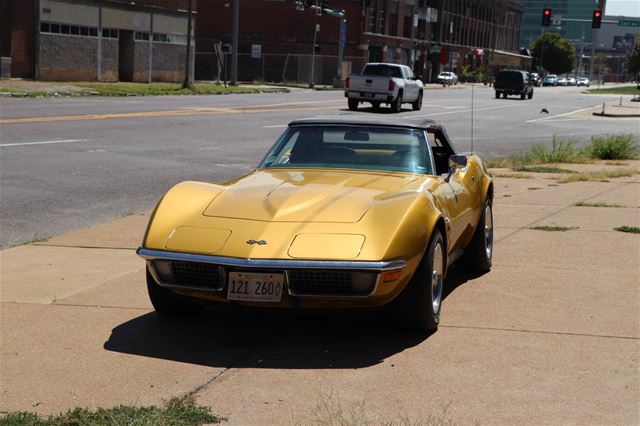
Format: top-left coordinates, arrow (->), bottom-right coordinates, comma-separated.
428,130 -> 455,175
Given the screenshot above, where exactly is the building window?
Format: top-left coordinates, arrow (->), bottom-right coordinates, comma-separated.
39,22 -> 118,39
135,31 -> 150,41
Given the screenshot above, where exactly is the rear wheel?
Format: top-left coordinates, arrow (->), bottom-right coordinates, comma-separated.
391,92 -> 402,113
348,98 -> 358,111
465,199 -> 493,273
397,229 -> 445,333
412,91 -> 423,111
520,92 -> 526,100
146,267 -> 202,317
495,91 -> 500,99
528,90 -> 533,99
502,92 -> 508,99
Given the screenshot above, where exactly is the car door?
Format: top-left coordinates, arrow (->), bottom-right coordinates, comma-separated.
403,67 -> 417,101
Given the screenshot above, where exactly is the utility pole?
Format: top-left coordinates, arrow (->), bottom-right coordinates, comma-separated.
309,23 -> 319,88
230,0 -> 239,86
182,0 -> 193,89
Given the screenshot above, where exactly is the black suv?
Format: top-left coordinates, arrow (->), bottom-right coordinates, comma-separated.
494,70 -> 534,100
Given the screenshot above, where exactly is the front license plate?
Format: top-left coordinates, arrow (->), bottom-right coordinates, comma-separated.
227,272 -> 283,302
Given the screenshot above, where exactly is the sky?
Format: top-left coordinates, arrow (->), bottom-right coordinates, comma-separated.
604,0 -> 640,17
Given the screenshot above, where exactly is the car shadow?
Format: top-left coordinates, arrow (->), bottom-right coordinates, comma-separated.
104,264 -> 483,369
339,107 -> 408,114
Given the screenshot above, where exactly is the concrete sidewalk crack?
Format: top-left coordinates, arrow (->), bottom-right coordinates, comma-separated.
496,181 -> 634,243
441,324 -> 639,341
188,327 -> 284,397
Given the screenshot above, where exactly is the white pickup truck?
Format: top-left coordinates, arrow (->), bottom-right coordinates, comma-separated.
344,63 -> 424,113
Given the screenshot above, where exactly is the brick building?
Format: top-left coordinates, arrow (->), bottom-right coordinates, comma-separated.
195,0 -> 527,84
0,0 -> 195,82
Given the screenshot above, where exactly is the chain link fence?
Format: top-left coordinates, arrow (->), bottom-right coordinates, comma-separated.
195,52 -> 367,85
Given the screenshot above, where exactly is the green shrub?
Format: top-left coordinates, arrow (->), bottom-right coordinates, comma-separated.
587,134 -> 639,160
528,135 -> 588,164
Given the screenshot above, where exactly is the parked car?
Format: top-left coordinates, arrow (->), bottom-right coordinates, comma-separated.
345,63 -> 423,113
494,69 -> 534,99
543,75 -> 558,86
436,71 -> 458,86
557,77 -> 568,86
530,73 -> 541,87
138,116 -> 494,333
567,77 -> 577,86
577,77 -> 591,87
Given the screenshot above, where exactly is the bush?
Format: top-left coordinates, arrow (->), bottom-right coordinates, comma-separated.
587,134 -> 639,160
529,135 -> 588,164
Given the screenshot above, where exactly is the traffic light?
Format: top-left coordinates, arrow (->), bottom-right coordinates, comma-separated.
592,10 -> 602,29
541,8 -> 551,26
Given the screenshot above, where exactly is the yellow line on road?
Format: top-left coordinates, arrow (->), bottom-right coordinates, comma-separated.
0,103 -> 345,125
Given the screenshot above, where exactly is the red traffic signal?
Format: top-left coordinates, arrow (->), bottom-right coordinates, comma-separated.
542,8 -> 552,26
592,10 -> 602,28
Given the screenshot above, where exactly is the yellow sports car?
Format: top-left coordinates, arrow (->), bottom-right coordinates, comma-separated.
137,116 -> 493,332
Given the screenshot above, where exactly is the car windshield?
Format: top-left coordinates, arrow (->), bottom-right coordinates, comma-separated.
259,126 -> 433,175
362,64 -> 402,78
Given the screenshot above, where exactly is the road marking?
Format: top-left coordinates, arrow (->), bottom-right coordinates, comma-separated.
0,139 -> 88,148
405,103 -> 526,119
525,106 -> 594,123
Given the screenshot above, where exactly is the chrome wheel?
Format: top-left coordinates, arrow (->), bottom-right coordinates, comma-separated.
484,203 -> 493,260
431,242 -> 444,315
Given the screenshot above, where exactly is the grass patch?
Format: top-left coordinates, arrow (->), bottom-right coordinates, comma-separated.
587,86 -> 640,95
0,395 -> 224,426
558,169 -> 637,183
491,172 -> 533,179
531,225 -> 579,232
75,82 -> 279,96
586,134 -> 639,160
574,201 -> 623,208
513,166 -> 577,174
605,161 -> 629,166
614,226 -> 640,234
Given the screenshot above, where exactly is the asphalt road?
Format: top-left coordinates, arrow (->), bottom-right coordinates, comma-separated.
1,85 -> 638,248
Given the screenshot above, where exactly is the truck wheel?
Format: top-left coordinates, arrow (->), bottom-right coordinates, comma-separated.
502,92 -> 508,99
520,92 -> 526,100
495,91 -> 500,99
348,99 -> 358,111
391,92 -> 402,113
528,91 -> 533,99
412,91 -> 423,111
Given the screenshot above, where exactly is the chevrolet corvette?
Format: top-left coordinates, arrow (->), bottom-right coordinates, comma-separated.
137,116 -> 493,332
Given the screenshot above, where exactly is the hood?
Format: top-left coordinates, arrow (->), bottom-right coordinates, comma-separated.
202,169 -> 418,223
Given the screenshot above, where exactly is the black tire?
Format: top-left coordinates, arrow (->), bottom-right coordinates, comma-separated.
348,98 -> 358,111
520,92 -> 526,100
495,91 -> 500,99
465,199 -> 493,273
146,267 -> 202,317
412,91 -> 423,111
371,101 -> 380,110
502,92 -> 508,99
396,229 -> 446,333
528,90 -> 533,99
391,91 -> 402,113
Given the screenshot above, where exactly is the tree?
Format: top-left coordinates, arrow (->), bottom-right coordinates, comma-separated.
625,45 -> 640,80
531,32 -> 576,75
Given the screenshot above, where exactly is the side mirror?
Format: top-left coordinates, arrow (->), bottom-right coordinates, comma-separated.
445,155 -> 467,182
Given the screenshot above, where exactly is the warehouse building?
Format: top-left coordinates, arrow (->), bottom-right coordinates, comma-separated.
0,0 -> 194,82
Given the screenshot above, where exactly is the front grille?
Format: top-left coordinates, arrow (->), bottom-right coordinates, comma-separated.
153,260 -> 223,290
288,270 -> 376,296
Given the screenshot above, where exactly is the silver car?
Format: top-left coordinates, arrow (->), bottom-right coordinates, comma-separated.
577,77 -> 590,87
437,72 -> 458,85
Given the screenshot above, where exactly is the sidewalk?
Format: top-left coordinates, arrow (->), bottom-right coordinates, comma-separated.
592,97 -> 640,117
1,161 -> 639,424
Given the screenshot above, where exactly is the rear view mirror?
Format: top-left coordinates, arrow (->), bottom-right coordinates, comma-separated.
445,155 -> 467,182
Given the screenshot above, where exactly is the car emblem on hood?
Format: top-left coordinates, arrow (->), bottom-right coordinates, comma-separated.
246,239 -> 267,245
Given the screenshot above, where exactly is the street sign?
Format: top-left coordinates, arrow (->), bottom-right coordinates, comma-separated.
618,20 -> 640,27
552,14 -> 562,26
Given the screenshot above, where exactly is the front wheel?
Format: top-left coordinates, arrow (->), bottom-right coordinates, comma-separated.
146,267 -> 202,317
528,91 -> 533,99
520,92 -> 526,100
348,98 -> 358,111
465,199 -> 493,273
412,91 -> 423,111
397,229 -> 445,333
495,91 -> 500,99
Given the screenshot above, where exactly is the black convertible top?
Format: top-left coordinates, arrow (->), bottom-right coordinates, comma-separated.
289,115 -> 439,131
